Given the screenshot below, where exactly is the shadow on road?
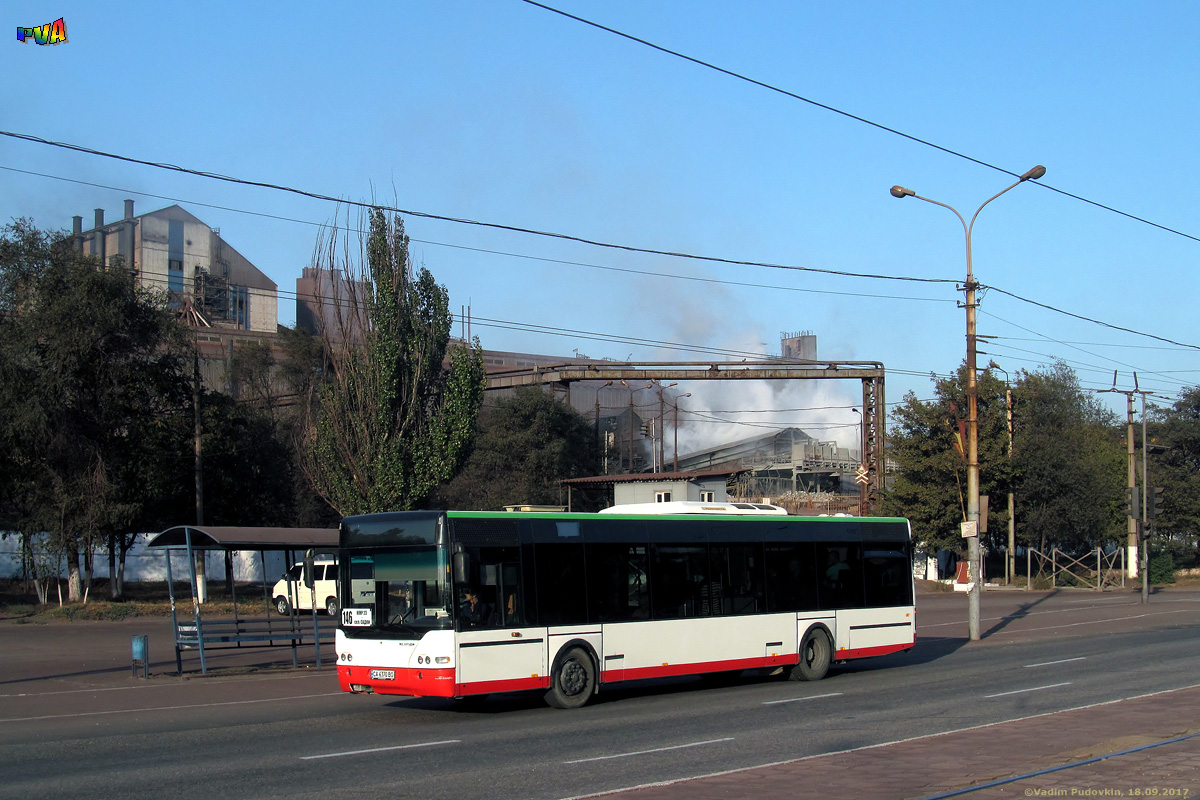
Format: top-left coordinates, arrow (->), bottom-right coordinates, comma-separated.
980,589 -> 1062,640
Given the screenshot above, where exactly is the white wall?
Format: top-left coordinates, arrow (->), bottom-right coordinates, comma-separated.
0,534 -> 291,585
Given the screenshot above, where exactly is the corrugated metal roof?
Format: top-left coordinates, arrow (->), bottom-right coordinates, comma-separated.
559,468 -> 740,486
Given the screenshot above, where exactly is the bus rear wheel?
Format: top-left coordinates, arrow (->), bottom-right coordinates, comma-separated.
790,627 -> 831,681
546,647 -> 595,709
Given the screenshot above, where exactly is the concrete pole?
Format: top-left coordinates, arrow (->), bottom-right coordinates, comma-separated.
1127,393 -> 1138,578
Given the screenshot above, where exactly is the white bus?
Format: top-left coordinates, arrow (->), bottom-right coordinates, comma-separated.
335,506 -> 914,708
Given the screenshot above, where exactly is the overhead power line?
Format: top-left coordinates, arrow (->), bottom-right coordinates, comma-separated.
0,165 -> 952,305
5,134 -> 1193,363
521,0 -> 1200,246
0,129 -> 956,286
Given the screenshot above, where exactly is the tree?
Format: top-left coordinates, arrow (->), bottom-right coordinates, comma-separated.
884,364 -> 1011,556
299,208 -> 485,515
0,219 -> 192,600
1012,362 -> 1123,554
885,360 -> 1121,561
434,386 -> 600,510
1146,386 -> 1200,566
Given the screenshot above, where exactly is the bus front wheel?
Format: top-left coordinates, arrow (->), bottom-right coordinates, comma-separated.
546,647 -> 595,709
791,627 -> 831,681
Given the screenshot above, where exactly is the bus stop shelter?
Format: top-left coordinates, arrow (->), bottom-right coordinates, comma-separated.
147,525 -> 339,674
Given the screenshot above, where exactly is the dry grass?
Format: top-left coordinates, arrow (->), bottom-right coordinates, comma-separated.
0,579 -> 274,622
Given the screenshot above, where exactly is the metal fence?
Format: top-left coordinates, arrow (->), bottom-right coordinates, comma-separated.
1026,547 -> 1126,591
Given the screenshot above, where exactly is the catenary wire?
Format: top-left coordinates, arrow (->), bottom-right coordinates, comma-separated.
3,134 -> 1194,354
521,0 -> 1200,246
0,165 -> 952,305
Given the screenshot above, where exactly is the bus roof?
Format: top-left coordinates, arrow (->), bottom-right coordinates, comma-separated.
598,501 -> 788,516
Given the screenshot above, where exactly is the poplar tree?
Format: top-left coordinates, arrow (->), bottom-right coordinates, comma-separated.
300,208 -> 484,515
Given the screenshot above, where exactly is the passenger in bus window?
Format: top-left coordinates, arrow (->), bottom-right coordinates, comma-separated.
505,592 -> 521,625
825,550 -> 849,589
459,589 -> 490,628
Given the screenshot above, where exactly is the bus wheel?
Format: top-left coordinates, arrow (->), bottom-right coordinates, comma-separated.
325,597 -> 338,616
790,627 -> 831,681
546,647 -> 595,709
275,597 -> 291,616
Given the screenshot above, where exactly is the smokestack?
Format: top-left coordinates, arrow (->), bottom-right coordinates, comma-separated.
94,208 -> 104,229
124,199 -> 134,220
72,216 -> 82,235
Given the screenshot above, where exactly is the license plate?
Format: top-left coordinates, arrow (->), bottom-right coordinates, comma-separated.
370,669 -> 395,681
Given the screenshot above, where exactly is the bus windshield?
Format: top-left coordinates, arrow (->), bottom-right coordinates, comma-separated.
342,548 -> 453,637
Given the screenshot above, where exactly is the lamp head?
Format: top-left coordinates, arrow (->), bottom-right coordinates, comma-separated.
890,185 -> 915,198
1019,165 -> 1046,181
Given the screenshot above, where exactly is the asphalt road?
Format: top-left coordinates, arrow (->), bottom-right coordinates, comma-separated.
1,588 -> 1197,800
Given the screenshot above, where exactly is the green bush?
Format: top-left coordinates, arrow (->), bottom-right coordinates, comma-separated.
1148,550 -> 1176,585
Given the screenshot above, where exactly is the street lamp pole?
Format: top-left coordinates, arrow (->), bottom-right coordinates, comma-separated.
852,407 -> 866,516
673,393 -> 691,472
891,165 -> 1045,641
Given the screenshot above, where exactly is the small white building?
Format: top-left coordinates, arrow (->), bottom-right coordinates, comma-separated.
560,470 -> 736,511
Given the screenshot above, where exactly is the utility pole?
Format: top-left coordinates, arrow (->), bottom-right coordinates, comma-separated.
192,345 -> 207,604
1103,372 -> 1154,602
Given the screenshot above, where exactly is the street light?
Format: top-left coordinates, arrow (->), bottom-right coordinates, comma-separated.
652,381 -> 678,474
988,361 -> 1016,586
891,164 -> 1045,641
851,407 -> 866,516
673,392 -> 691,472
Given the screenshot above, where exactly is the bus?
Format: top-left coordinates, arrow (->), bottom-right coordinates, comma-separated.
335,504 -> 914,709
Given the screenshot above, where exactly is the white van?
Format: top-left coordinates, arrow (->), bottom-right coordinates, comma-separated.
272,558 -> 339,616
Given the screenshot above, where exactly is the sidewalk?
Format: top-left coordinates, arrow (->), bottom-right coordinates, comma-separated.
597,684 -> 1200,799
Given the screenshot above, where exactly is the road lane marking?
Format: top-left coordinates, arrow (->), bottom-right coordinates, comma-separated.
0,670 -> 327,699
556,681 -> 1200,800
762,692 -> 843,706
564,737 -> 734,765
984,682 -> 1071,698
301,740 -> 460,760
921,608 -> 1186,631
0,692 -> 343,723
1024,657 -> 1086,668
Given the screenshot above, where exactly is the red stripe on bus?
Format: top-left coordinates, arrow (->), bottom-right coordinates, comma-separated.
338,664 -> 456,697
836,641 -> 914,660
453,676 -> 549,696
607,653 -> 800,682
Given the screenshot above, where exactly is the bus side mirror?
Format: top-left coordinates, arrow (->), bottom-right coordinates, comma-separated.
453,550 -> 470,585
303,549 -> 315,589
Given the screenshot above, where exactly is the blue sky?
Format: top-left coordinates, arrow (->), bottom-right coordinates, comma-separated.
5,1 -> 1198,453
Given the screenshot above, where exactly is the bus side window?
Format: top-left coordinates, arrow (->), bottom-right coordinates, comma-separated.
764,543 -> 817,612
863,543 -> 912,607
650,544 -> 705,619
712,544 -> 762,615
586,543 -> 648,621
817,542 -> 865,610
534,542 -> 587,626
